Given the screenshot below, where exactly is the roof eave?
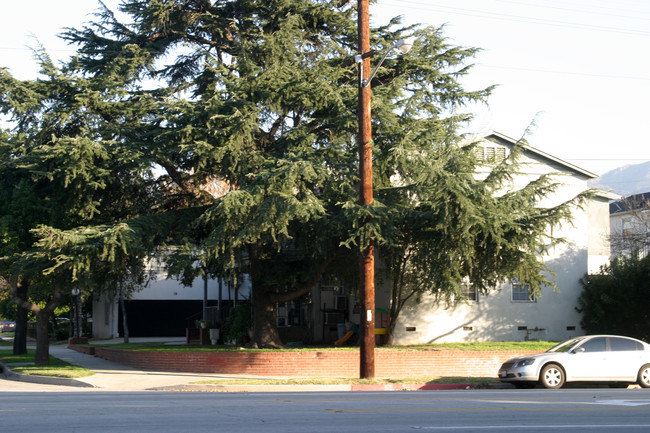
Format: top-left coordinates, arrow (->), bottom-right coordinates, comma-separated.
472,130 -> 599,179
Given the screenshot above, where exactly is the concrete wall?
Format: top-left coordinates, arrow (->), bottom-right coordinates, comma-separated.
391,277 -> 584,344
588,195 -> 612,273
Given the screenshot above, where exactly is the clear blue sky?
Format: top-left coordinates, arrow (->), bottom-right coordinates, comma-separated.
2,0 -> 649,176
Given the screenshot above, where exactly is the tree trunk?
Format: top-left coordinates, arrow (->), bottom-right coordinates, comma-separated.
34,309 -> 50,365
250,288 -> 283,348
8,277 -> 33,355
12,282 -> 29,355
248,258 -> 334,349
119,285 -> 129,343
9,277 -> 62,363
33,288 -> 63,366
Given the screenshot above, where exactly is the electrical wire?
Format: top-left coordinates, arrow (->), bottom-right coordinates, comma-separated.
378,0 -> 650,37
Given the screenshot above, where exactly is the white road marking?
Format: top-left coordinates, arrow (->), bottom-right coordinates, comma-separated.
594,399 -> 650,407
410,425 -> 650,430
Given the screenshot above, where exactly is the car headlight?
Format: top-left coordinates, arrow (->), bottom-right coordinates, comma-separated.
515,358 -> 535,367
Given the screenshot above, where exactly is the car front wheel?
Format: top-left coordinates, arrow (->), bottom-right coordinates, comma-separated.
539,363 -> 565,389
637,364 -> 650,388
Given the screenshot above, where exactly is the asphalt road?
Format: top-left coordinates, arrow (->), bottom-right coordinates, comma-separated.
1,388 -> 650,432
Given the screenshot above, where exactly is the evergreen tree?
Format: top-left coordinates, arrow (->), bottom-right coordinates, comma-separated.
60,0 -> 371,347
0,46 -> 163,361
58,0 -> 493,347
2,0 -> 589,349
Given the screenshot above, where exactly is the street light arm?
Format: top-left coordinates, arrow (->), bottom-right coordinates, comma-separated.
359,48 -> 391,88
357,37 -> 414,88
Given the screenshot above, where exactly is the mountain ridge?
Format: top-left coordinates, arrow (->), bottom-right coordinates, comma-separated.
589,161 -> 650,196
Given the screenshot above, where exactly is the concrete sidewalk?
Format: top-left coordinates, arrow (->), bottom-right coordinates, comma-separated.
1,337 -> 485,392
50,341 -> 271,390
2,337 -> 300,391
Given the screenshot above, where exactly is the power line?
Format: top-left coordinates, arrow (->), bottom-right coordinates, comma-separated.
494,0 -> 650,23
378,0 -> 650,37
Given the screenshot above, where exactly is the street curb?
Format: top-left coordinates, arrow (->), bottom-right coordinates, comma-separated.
1,346 -> 510,392
152,384 -> 353,392
351,383 -> 474,391
2,356 -> 509,391
150,383 -> 480,393
0,361 -> 95,388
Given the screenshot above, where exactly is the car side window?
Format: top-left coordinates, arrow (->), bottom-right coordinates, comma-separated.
578,337 -> 606,352
610,337 -> 641,351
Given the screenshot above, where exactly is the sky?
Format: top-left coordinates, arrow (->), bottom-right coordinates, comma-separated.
1,0 -> 649,176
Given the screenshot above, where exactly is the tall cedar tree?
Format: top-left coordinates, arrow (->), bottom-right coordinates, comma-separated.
2,0 -> 587,349
0,46 -> 164,362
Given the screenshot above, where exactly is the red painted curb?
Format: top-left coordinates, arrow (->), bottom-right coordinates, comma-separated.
350,383 -> 473,391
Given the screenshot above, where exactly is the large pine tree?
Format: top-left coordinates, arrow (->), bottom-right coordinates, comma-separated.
0,46 -> 163,362
1,0 -> 586,349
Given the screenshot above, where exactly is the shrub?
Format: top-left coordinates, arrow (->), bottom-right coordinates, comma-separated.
577,254 -> 650,341
222,301 -> 252,344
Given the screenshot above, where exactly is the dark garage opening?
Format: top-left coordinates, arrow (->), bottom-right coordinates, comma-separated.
117,299 -> 220,337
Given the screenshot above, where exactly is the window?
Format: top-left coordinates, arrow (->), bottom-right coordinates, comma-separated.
276,300 -> 307,327
477,145 -> 507,163
622,217 -> 635,237
610,337 -> 642,351
550,338 -> 583,353
578,337 -> 606,352
460,279 -> 477,301
512,280 -> 535,302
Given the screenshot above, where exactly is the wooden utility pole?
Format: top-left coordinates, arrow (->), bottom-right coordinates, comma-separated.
357,0 -> 375,378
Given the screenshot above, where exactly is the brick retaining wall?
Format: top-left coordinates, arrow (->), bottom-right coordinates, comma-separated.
69,344 -> 538,378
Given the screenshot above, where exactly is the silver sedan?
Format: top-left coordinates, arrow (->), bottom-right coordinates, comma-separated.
498,335 -> 650,389
1,320 -> 15,332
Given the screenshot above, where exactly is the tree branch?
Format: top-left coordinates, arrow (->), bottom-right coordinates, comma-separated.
271,257 -> 334,304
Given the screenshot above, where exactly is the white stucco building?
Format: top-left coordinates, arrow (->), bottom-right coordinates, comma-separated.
385,131 -> 615,343
609,192 -> 650,259
92,268 -> 251,339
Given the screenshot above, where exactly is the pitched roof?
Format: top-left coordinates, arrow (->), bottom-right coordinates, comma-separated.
474,130 -> 599,179
610,192 -> 650,214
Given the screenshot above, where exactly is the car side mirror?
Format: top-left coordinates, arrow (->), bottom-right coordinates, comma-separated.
573,347 -> 585,354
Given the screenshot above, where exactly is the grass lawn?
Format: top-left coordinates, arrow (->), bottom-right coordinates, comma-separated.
83,340 -> 556,352
0,349 -> 94,378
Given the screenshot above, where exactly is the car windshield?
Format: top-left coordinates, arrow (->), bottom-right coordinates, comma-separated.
547,337 -> 585,353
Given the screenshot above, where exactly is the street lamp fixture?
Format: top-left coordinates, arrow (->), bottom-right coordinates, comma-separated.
356,37 -> 415,88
